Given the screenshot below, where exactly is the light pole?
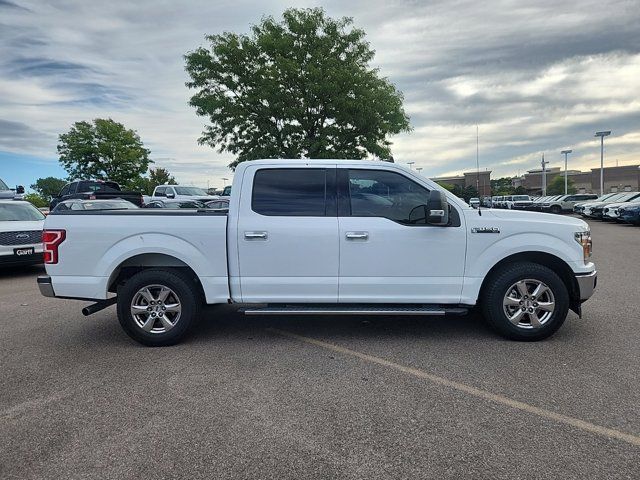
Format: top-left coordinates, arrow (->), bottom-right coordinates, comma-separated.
407,161 -> 415,170
541,153 -> 549,196
560,149 -> 572,195
416,167 -> 423,174
222,177 -> 229,187
594,131 -> 611,196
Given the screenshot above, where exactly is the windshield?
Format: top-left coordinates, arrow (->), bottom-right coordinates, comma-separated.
0,178 -> 9,190
174,187 -> 208,196
0,202 -> 45,221
222,185 -> 232,196
513,195 -> 529,201
614,192 -> 639,202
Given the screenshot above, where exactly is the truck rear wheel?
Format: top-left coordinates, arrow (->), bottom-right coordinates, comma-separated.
117,269 -> 201,346
481,262 -> 569,341
550,205 -> 562,214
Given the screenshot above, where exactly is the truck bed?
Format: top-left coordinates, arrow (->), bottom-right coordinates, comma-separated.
44,209 -> 229,302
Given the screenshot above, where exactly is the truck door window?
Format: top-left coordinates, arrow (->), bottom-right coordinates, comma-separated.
252,168 -> 328,216
59,184 -> 71,197
155,187 -> 166,197
346,169 -> 431,225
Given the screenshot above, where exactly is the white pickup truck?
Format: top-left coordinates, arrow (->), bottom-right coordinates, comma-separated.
38,160 -> 597,346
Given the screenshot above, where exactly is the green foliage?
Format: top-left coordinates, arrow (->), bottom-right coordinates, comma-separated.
436,182 -> 477,202
546,175 -> 576,195
57,118 -> 151,189
23,193 -> 48,208
436,182 -> 455,192
129,167 -> 178,195
185,7 -> 411,169
30,176 -> 67,200
514,186 -> 527,195
491,177 -> 516,196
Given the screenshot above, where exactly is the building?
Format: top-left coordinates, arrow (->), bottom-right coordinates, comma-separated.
430,170 -> 492,196
513,164 -> 640,195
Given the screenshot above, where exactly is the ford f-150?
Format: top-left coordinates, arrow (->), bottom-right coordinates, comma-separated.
38,160 -> 597,346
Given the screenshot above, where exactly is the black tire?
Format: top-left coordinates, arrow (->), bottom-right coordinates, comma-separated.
550,205 -> 561,214
481,262 -> 569,341
117,269 -> 201,346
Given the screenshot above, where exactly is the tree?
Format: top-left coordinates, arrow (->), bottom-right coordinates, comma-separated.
185,8 -> 411,169
30,177 -> 67,199
129,167 -> 178,195
514,186 -> 528,195
57,118 -> 151,189
23,193 -> 48,208
491,177 -> 516,196
546,175 -> 576,195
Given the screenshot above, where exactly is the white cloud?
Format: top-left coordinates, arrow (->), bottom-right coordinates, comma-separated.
0,0 -> 639,186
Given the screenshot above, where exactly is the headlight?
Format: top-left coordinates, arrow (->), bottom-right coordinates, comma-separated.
575,231 -> 592,263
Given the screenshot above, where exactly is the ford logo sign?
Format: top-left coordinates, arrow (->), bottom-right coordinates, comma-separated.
16,233 -> 29,239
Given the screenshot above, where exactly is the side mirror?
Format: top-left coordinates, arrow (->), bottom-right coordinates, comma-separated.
427,190 -> 450,226
165,192 -> 175,199
16,185 -> 25,194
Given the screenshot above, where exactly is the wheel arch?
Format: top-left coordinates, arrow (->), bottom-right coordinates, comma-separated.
479,251 -> 580,314
107,253 -> 205,302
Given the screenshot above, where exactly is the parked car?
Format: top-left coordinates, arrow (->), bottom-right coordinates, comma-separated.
603,197 -> 640,221
0,200 -> 45,266
590,192 -> 640,220
50,180 -> 143,210
505,195 -> 532,210
220,185 -> 232,197
542,194 -> 599,214
204,198 -> 230,212
53,199 -> 139,212
468,197 -> 480,209
143,199 -> 207,209
491,195 -> 504,208
526,196 -> 548,211
151,185 -> 215,203
0,177 -> 25,200
39,159 -> 596,346
618,203 -> 640,225
582,192 -> 640,218
573,193 -> 618,215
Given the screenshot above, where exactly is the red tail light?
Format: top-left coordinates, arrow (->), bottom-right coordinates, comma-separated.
43,229 -> 66,264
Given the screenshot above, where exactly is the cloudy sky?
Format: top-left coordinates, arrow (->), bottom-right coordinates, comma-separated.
1,0 -> 639,190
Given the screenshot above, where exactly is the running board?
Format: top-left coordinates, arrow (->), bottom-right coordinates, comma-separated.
242,305 -> 469,316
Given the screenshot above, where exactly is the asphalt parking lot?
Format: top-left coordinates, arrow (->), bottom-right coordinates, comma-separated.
1,217 -> 639,479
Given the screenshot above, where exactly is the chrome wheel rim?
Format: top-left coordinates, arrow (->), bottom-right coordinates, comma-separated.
130,284 -> 181,334
503,279 -> 555,329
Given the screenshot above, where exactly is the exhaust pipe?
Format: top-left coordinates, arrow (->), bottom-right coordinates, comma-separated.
82,297 -> 117,316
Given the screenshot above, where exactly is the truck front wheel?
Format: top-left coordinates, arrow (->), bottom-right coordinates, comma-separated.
117,269 -> 201,346
481,262 -> 569,341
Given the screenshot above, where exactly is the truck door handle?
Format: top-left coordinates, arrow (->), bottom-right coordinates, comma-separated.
244,231 -> 268,240
346,232 -> 368,240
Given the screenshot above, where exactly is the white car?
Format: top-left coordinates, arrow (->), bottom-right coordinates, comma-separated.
504,195 -> 533,210
39,159 -> 596,345
0,177 -> 25,200
468,197 -> 480,208
151,185 -> 216,202
603,197 -> 640,221
0,200 -> 45,267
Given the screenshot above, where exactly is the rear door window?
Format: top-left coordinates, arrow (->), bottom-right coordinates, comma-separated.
155,187 -> 166,197
252,168 -> 330,216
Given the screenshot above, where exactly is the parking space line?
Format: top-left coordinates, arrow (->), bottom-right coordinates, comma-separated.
267,328 -> 640,447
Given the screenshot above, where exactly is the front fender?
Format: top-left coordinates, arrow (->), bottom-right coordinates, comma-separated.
466,232 -> 581,278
